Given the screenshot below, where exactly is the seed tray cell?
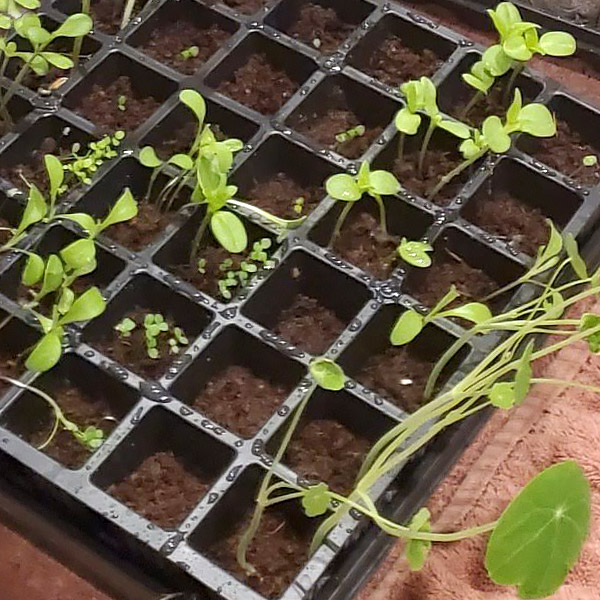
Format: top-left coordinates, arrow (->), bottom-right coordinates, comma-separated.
1,1 -> 600,600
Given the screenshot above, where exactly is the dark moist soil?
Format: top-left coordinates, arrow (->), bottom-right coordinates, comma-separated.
97,307 -> 187,380
358,35 -> 442,87
172,244 -> 245,301
527,119 -> 600,187
140,20 -> 231,75
246,172 -> 323,219
406,249 -> 499,308
291,89 -> 382,159
274,294 -> 345,355
286,419 -> 371,495
217,54 -> 298,115
25,383 -> 119,469
286,3 -> 355,53
107,451 -> 211,529
73,76 -> 161,133
467,190 -> 548,256
207,506 -> 313,599
192,365 -> 291,438
332,212 -> 399,280
107,202 -> 176,251
357,347 -> 437,413
89,0 -> 144,34
222,0 -> 268,13
392,141 -> 470,205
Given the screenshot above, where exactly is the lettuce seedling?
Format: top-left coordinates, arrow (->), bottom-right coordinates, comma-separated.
325,161 -> 400,245
429,89 -> 555,200
395,77 -> 471,173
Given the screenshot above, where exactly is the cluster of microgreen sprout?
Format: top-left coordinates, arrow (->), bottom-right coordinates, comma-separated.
115,313 -> 189,359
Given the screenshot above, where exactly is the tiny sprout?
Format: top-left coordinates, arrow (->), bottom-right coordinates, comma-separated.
197,258 -> 207,274
117,95 -> 128,112
571,154 -> 599,180
75,425 -> 106,451
180,45 -> 200,60
398,239 -> 433,268
115,316 -> 136,337
335,125 -> 366,144
293,196 -> 305,215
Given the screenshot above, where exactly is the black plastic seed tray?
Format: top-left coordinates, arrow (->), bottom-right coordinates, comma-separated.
1,1 -> 600,599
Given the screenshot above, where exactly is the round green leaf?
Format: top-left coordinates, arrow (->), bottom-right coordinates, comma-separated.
390,310 -> 424,346
27,26 -> 51,46
25,330 -> 63,372
486,461 -> 591,599
482,44 -> 513,77
518,104 -> 556,138
462,72 -> 493,95
395,108 -> 421,136
302,483 -> 330,518
503,33 -> 533,61
539,32 -> 576,57
168,153 -> 194,171
309,358 -> 346,391
482,116 -> 511,153
210,211 -> 248,254
52,13 -> 93,38
138,146 -> 162,168
369,170 -> 401,196
325,174 -> 361,202
398,239 -> 433,268
488,382 -> 515,409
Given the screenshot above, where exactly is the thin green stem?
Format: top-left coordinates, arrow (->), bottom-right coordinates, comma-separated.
72,0 -> 91,67
460,91 -> 483,121
120,0 -> 137,29
503,63 -> 524,106
428,151 -> 485,201
418,121 -> 436,178
189,211 -> 210,266
372,193 -> 387,236
397,132 -> 405,164
328,201 -> 354,247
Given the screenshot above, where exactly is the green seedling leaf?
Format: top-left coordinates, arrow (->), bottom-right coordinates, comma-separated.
482,44 -> 513,77
489,382 -> 515,409
22,253 -> 44,286
25,329 -> 63,372
27,25 -> 51,46
100,188 -> 138,232
506,88 -> 523,126
40,254 -> 64,297
539,31 -> 576,57
180,89 -> 206,127
302,482 -> 330,518
395,107 -> 421,136
390,310 -> 424,346
488,2 -> 523,40
369,170 -> 401,196
438,120 -> 471,140
326,173 -> 361,202
59,287 -> 105,325
580,313 -> 600,353
514,340 -> 534,405
583,155 -> 598,167
504,33 -> 533,61
17,184 -> 47,234
404,508 -> 432,571
482,116 -> 511,153
486,461 -> 591,599
419,77 -> 438,117
442,302 -> 493,325
57,287 -> 75,316
62,212 -> 97,236
51,12 -> 92,38
564,233 -> 588,280
400,80 -> 423,112
537,221 -> 563,269
138,146 -> 162,168
357,161 -> 371,190
397,239 -> 433,268
518,104 -> 556,138
168,153 -> 194,171
14,12 -> 41,37
60,238 -> 96,271
309,357 -> 346,391
463,70 -> 494,95
210,211 -> 248,254
43,52 -> 73,69
44,155 -> 63,201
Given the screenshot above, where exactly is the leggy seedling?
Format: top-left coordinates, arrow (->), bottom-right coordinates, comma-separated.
325,161 -> 401,246
239,223 -> 598,598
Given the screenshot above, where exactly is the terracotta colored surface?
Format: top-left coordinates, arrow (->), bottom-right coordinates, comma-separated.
0,520 -> 112,600
358,296 -> 600,600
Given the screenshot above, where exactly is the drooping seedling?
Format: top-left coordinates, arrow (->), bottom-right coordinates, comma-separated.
325,161 -> 401,246
462,2 -> 577,117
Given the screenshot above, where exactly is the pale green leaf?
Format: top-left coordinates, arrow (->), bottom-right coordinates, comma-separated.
138,146 -> 162,168
210,211 -> 247,253
21,253 -> 44,286
25,330 -> 63,372
395,107 -> 421,136
302,483 -> 330,518
390,310 -> 424,346
539,32 -> 576,57
309,358 -> 346,391
59,287 -> 105,325
326,173 -> 362,202
369,170 -> 401,196
489,382 -> 516,409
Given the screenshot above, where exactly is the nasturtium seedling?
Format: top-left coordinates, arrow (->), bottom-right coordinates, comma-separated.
580,313 -> 600,353
309,358 -> 346,391
486,461 -> 591,599
488,381 -> 515,409
302,482 -> 330,518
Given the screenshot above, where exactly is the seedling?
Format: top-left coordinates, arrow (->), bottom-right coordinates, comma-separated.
293,196 -> 305,215
395,77 -> 471,174
335,124 -> 365,144
117,94 -> 127,112
180,45 -> 199,61
0,0 -> 41,19
462,2 -> 577,117
72,0 -> 90,67
144,313 -> 169,359
197,257 -> 207,274
429,89 -> 556,200
0,12 -> 93,126
570,154 -> 598,180
325,161 -> 401,245
64,132 -> 125,186
397,238 -> 433,268
115,316 -> 136,338
0,375 -> 108,452
238,222 -> 598,598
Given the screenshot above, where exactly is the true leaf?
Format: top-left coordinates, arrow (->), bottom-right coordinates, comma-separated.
138,146 -> 162,168
489,382 -> 515,409
59,287 -> 105,325
419,77 -> 438,117
302,483 -> 330,518
482,44 -> 513,77
506,88 -> 523,125
485,461 -> 591,599
100,188 -> 138,231
27,25 -> 51,46
539,31 -> 576,57
21,253 -> 44,286
503,33 -> 533,61
44,154 -> 64,200
325,174 -> 361,202
43,51 -> 73,69
390,310 -> 424,346
51,13 -> 93,38
462,72 -> 492,94
537,221 -> 563,268
210,211 -> 247,254
57,287 -> 75,315
357,161 -> 371,190
25,329 -> 63,372
62,212 -> 96,235
404,508 -> 432,571
309,358 -> 346,391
